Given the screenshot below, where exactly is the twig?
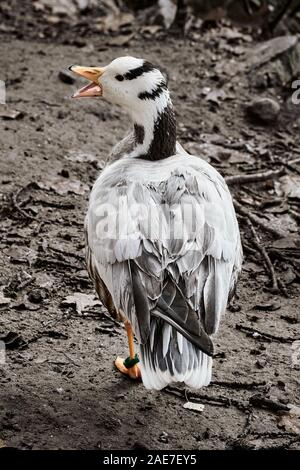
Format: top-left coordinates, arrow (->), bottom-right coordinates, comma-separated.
277,279 -> 290,299
164,385 -> 247,411
289,209 -> 300,223
286,162 -> 300,175
211,380 -> 266,390
95,326 -> 120,336
39,100 -> 60,107
43,314 -> 66,328
225,167 -> 285,186
235,324 -> 297,344
234,199 -> 285,239
251,431 -> 299,439
34,257 -> 81,271
241,241 -> 258,256
49,245 -> 85,262
280,314 -> 298,324
239,408 -> 254,438
17,276 -> 35,291
230,434 -> 299,450
249,395 -> 290,413
246,218 -> 279,291
62,352 -> 80,367
33,198 -> 75,210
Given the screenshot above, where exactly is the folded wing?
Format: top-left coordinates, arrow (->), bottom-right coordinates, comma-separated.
85,155 -> 242,355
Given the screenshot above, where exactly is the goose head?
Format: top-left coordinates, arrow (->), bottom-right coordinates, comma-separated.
69,56 -> 176,160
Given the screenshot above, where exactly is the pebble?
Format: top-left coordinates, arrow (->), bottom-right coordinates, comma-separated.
247,97 -> 280,123
158,431 -> 169,443
27,289 -> 45,304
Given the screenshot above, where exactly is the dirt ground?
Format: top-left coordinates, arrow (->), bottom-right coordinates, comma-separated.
0,1 -> 299,450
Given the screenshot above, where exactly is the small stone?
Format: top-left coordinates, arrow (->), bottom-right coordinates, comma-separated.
57,110 -> 67,120
27,290 -> 44,304
277,381 -> 286,390
158,431 -> 169,443
58,70 -> 75,85
255,359 -> 267,369
247,97 -> 280,123
60,169 -> 69,178
116,393 -> 126,400
250,349 -> 262,356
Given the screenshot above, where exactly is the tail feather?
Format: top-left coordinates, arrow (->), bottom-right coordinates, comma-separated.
139,317 -> 212,390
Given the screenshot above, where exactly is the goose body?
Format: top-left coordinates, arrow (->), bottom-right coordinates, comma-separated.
70,57 -> 242,389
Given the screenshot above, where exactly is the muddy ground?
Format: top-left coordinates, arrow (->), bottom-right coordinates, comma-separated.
0,2 -> 299,450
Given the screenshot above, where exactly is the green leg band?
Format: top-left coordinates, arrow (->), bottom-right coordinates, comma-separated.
123,354 -> 139,369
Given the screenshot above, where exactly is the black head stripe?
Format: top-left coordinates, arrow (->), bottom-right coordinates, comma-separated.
138,80 -> 167,101
123,61 -> 155,80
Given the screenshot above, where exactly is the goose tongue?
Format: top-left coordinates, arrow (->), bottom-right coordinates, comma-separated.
72,82 -> 102,98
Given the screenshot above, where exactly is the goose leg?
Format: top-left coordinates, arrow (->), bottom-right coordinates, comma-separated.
115,320 -> 141,380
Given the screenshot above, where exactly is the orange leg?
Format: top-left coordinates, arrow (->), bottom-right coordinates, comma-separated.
115,320 -> 141,380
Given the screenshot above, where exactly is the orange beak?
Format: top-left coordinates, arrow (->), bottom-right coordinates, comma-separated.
69,65 -> 104,98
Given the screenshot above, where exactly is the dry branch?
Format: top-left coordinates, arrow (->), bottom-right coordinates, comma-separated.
235,324 -> 297,343
249,395 -> 291,413
226,167 -> 285,186
246,218 -> 279,291
164,385 -> 247,411
211,380 -> 267,390
234,199 -> 285,238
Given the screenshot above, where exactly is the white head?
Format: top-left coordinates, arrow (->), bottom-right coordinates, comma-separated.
70,56 -> 169,119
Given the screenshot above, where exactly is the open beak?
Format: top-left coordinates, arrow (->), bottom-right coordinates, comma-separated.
69,65 -> 104,98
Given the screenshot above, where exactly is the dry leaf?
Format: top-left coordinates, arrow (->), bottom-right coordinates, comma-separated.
102,12 -> 134,33
35,272 -> 54,289
33,0 -> 93,16
36,177 -> 89,195
8,246 -> 38,266
0,109 -> 24,120
275,175 -> 300,200
140,25 -> 162,35
61,293 -> 101,314
183,401 -> 205,413
0,291 -> 11,307
252,303 -> 281,311
110,33 -> 135,47
0,331 -> 26,349
206,88 -> 227,105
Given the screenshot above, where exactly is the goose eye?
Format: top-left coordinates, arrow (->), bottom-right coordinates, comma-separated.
115,75 -> 124,82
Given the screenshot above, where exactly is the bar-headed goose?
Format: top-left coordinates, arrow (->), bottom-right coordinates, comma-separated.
70,57 -> 242,390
